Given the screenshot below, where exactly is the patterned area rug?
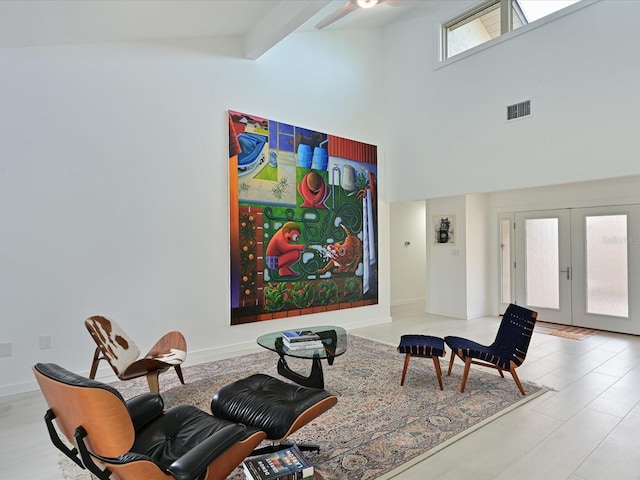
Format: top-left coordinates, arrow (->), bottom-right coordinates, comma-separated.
60,335 -> 546,480
535,321 -> 599,340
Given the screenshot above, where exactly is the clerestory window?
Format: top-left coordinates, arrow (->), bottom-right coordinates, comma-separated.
442,0 -> 582,60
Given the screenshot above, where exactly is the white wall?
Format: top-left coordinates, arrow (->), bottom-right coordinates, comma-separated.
465,193 -> 490,319
0,31 -> 392,395
425,194 -> 491,320
426,175 -> 640,321
426,195 -> 467,318
382,0 -> 640,321
383,0 -> 640,201
390,201 -> 426,307
491,175 -> 640,213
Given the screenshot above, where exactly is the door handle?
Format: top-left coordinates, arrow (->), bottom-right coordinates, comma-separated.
559,267 -> 571,280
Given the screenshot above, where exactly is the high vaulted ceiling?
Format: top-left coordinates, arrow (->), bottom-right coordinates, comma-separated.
0,0 -> 422,59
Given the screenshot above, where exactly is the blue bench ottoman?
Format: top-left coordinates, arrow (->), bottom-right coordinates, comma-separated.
397,335 -> 446,390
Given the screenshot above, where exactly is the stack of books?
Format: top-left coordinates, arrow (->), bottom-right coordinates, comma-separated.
282,330 -> 324,350
243,444 -> 315,480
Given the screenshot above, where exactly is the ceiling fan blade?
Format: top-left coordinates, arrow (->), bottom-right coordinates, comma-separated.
315,1 -> 359,30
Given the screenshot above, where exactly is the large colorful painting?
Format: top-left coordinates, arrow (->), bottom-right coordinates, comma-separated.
228,110 -> 378,324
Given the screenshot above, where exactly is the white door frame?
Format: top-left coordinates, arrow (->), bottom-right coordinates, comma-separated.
570,205 -> 639,334
507,205 -> 640,334
514,209 -> 572,325
497,212 -> 514,314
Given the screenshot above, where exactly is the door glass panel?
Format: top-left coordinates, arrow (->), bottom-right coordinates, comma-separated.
500,218 -> 511,303
525,218 -> 559,309
585,215 -> 629,317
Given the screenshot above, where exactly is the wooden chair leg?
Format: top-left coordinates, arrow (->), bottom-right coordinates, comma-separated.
175,365 -> 185,384
89,347 -> 101,379
460,357 -> 472,393
146,371 -> 160,394
400,354 -> 411,386
509,367 -> 526,395
447,350 -> 456,376
432,356 -> 444,390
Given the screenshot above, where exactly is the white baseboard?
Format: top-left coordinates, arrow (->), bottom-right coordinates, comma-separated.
391,297 -> 425,307
1,321 -> 395,397
1,340 -> 263,398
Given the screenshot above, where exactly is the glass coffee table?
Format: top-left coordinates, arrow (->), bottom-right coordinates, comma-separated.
257,326 -> 347,389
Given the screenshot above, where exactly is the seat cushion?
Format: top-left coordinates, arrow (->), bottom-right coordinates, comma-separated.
132,405 -> 259,470
211,374 -> 333,440
397,335 -> 445,356
85,316 -> 141,376
444,335 -> 511,370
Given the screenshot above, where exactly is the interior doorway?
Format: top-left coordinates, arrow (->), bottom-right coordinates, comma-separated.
390,201 -> 427,309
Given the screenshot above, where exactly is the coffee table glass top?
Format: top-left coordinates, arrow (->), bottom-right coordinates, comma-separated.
257,325 -> 347,360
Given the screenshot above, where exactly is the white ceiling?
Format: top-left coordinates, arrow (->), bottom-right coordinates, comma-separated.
0,0 -> 423,58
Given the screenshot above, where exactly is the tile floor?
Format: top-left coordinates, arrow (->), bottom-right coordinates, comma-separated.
4,306 -> 640,479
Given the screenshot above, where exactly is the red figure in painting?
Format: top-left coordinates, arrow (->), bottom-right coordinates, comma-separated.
266,221 -> 305,276
298,171 -> 329,209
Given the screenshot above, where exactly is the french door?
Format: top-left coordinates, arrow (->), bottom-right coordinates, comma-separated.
512,206 -> 640,334
515,209 -> 572,325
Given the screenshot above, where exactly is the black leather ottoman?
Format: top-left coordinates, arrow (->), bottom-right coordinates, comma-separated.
211,373 -> 337,453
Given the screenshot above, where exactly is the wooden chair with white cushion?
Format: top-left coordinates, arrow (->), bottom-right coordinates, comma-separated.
85,315 -> 186,393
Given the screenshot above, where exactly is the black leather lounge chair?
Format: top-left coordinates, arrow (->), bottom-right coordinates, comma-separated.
33,363 -> 266,480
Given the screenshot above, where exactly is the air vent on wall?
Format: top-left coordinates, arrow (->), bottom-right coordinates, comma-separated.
507,100 -> 531,121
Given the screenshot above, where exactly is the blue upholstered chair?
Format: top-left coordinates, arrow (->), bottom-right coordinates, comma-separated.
397,335 -> 446,390
444,304 -> 538,395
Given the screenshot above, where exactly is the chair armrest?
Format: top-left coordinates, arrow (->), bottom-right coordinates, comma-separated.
126,393 -> 164,430
166,424 -> 247,480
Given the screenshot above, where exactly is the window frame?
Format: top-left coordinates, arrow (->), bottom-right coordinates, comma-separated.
439,0 -> 596,65
498,213 -> 514,313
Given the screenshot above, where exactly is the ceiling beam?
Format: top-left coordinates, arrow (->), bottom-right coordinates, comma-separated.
244,0 -> 332,60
